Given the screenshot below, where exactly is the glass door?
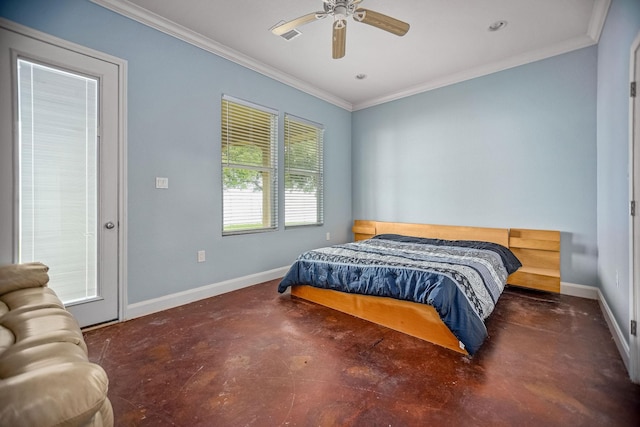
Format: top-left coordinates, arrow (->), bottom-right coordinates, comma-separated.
17,59 -> 100,305
0,25 -> 121,327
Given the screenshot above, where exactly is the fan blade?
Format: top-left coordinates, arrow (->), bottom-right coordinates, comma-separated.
353,8 -> 409,36
332,20 -> 346,59
271,12 -> 327,36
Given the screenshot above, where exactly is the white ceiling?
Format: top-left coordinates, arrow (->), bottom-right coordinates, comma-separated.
91,0 -> 610,111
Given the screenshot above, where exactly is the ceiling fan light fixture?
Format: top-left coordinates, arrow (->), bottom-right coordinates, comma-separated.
273,0 -> 409,59
334,4 -> 348,20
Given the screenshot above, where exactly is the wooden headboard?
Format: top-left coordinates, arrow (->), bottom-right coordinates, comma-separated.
352,220 -> 560,293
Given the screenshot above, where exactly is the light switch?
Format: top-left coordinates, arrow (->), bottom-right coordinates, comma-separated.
155,177 -> 169,189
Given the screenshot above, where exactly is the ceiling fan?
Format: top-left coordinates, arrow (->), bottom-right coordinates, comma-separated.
271,0 -> 410,59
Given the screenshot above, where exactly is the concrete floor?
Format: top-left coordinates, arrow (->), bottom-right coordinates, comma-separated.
84,280 -> 640,426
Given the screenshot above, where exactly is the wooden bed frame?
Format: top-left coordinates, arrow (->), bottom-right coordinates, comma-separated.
290,220 -> 560,355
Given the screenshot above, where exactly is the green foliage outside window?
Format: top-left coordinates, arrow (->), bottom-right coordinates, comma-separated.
223,145 -> 263,191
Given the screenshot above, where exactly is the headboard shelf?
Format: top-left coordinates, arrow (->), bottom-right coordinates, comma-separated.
351,220 -> 561,293
507,228 -> 560,292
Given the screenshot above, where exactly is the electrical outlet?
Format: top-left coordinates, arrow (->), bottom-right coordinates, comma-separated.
197,250 -> 206,263
326,232 -> 331,241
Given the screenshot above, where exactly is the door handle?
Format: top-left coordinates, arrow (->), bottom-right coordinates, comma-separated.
105,222 -> 116,229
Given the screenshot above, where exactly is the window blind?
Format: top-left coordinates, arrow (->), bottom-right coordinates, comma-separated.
284,114 -> 324,227
17,59 -> 99,303
221,96 -> 278,235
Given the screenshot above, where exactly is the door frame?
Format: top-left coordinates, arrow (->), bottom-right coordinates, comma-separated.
0,18 -> 128,325
629,30 -> 640,384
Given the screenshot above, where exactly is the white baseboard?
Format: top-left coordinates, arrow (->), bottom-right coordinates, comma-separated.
561,282 -> 630,372
125,266 -> 290,320
596,289 -> 631,372
561,281 -> 599,299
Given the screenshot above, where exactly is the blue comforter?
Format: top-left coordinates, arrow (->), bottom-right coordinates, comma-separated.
278,234 -> 521,355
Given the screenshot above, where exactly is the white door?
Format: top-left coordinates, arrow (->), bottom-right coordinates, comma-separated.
0,24 -> 122,327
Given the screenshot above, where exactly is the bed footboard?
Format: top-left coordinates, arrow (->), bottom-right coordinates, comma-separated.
291,285 -> 468,354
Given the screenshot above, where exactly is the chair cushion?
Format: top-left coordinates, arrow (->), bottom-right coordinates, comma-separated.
0,362 -> 110,427
0,341 -> 89,378
0,287 -> 65,317
1,307 -> 87,355
0,263 -> 49,296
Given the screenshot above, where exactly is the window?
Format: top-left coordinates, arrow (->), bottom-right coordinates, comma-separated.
221,96 -> 278,235
284,114 -> 324,227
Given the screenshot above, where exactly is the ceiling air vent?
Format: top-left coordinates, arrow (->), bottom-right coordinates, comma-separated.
271,20 -> 302,41
280,28 -> 302,41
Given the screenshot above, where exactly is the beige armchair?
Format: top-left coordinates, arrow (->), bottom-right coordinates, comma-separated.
0,262 -> 113,427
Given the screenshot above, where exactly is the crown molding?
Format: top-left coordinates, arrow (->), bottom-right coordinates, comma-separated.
353,33 -> 599,111
353,0 -> 612,110
90,0 -> 353,111
92,0 -> 609,113
587,0 -> 612,42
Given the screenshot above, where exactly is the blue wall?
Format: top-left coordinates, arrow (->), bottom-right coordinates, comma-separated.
0,0 -> 353,304
3,0 -> 637,342
597,0 -> 640,340
353,47 -> 598,286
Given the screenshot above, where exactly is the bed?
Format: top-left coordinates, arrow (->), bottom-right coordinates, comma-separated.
278,220 -> 561,355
